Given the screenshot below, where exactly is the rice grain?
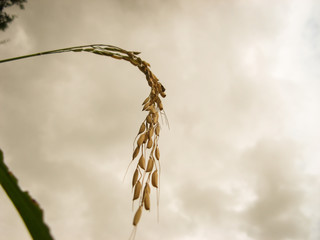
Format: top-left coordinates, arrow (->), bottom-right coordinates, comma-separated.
133,206 -> 143,226
151,170 -> 158,188
133,181 -> 142,200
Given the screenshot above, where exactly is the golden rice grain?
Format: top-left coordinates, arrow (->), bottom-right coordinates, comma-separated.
151,170 -> 158,188
148,105 -> 156,114
144,183 -> 151,194
155,146 -> 160,160
146,157 -> 154,172
146,114 -> 153,124
142,60 -> 151,67
147,138 -> 153,149
111,54 -> 123,60
133,181 -> 142,200
160,83 -> 166,93
130,59 -> 139,66
144,193 -> 150,210
133,206 -> 143,226
138,122 -> 146,134
142,101 -> 151,111
160,91 -> 166,98
143,134 -> 148,144
158,101 -> 163,111
153,112 -> 159,124
156,82 -> 163,93
148,128 -> 154,139
138,155 -> 145,170
132,146 -> 140,160
155,124 -> 160,136
137,133 -> 145,147
132,169 -> 139,187
142,96 -> 149,105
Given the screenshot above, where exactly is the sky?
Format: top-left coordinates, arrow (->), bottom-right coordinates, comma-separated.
1,0 -> 320,239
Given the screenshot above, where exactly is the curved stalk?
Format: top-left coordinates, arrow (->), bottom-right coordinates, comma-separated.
0,43 -> 166,238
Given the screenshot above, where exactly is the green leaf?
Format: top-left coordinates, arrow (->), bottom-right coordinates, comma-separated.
0,149 -> 54,240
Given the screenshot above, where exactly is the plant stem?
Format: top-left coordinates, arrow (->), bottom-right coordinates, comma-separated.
0,44 -> 138,64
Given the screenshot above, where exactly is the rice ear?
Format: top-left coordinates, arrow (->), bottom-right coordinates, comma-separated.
0,43 -> 167,230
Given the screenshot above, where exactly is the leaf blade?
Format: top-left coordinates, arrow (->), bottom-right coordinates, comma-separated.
0,149 -> 54,240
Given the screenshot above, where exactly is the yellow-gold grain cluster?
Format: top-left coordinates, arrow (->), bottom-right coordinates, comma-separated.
0,43 -> 166,236
85,44 -> 166,227
78,44 -> 166,228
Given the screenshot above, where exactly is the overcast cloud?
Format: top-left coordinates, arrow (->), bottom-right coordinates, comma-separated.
1,0 -> 320,239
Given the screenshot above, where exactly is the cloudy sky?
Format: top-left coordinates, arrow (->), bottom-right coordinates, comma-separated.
1,0 -> 320,239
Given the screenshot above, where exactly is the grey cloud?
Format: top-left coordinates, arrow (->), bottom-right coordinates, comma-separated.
1,0 -> 320,240
240,139 -> 310,240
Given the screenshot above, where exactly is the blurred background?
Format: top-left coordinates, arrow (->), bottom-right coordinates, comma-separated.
0,0 -> 320,239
